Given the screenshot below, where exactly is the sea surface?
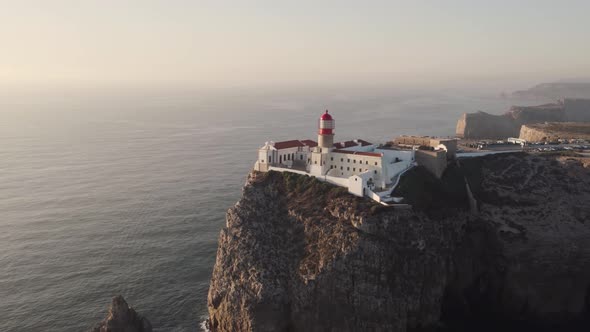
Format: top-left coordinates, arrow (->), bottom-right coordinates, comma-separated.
0,87 -> 520,331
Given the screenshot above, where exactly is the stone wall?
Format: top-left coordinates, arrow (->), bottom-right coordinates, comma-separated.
415,149 -> 447,178
393,136 -> 457,159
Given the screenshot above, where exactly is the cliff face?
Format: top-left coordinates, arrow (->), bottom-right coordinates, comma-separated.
445,154 -> 590,330
455,111 -> 517,139
456,99 -> 590,139
208,154 -> 590,331
455,104 -> 565,139
519,122 -> 590,142
506,104 -> 565,124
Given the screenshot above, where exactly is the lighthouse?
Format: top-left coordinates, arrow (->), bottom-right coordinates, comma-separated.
318,110 -> 335,149
308,110 -> 335,175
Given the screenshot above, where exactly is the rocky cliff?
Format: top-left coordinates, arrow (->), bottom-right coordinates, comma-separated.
519,122 -> 590,142
455,99 -> 590,139
207,154 -> 590,331
455,104 -> 566,139
455,111 -> 518,139
91,296 -> 152,332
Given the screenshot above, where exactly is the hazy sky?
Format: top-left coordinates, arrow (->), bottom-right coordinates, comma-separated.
2,0 -> 590,89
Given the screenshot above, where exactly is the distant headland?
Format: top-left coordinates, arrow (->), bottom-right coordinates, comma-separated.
458,81 -> 590,140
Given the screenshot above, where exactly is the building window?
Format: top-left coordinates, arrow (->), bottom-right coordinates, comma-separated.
331,157 -> 333,161
347,159 -> 350,163
341,158 -> 343,162
355,178 -> 357,181
315,161 -> 317,164
261,159 -> 264,163
353,168 -> 356,172
279,155 -> 282,163
292,153 -> 294,160
374,162 -> 378,165
300,155 -> 303,160
374,170 -> 377,174
340,166 -> 343,170
353,160 -> 356,163
347,167 -> 350,171
366,161 -> 368,164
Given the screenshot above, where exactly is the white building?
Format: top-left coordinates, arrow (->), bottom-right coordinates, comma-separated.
255,139 -> 317,171
254,110 -> 415,204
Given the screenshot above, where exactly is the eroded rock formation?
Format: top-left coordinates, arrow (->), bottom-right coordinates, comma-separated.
207,153 -> 590,331
91,296 -> 152,332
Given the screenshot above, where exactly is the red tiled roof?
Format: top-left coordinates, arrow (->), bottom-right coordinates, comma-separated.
331,149 -> 382,157
274,139 -> 317,150
301,139 -> 318,147
333,139 -> 372,149
357,139 -> 372,146
274,140 -> 304,150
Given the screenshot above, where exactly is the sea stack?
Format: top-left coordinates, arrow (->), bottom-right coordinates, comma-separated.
91,296 -> 152,332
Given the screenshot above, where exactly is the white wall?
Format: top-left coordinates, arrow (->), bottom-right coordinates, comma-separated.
348,175 -> 365,197
366,188 -> 382,202
268,166 -> 309,176
377,149 -> 414,185
325,153 -> 383,182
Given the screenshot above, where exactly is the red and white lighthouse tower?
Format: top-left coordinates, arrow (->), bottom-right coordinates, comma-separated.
318,110 -> 335,149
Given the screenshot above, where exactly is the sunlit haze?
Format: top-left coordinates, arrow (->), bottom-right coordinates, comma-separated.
2,0 -> 590,90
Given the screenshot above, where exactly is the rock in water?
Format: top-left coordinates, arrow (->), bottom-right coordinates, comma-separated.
207,154 -> 590,331
91,296 -> 152,332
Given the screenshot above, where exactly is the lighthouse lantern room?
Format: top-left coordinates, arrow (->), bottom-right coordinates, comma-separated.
318,110 -> 335,149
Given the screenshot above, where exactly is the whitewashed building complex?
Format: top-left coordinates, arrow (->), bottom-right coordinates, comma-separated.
254,110 -> 416,204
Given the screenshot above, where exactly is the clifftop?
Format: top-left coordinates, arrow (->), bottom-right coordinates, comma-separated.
207,153 -> 590,331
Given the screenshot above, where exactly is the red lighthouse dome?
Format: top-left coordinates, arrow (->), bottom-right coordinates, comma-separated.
320,110 -> 333,121
318,110 -> 335,135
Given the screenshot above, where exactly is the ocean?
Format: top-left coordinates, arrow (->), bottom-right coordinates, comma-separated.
0,87 -> 517,331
